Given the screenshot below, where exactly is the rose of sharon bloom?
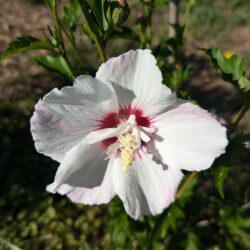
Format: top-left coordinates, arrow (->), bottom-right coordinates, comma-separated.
31,49 -> 228,219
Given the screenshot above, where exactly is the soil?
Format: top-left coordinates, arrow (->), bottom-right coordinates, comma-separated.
0,0 -> 56,99
0,0 -> 249,129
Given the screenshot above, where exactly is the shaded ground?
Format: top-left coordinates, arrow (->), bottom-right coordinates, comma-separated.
185,35 -> 250,130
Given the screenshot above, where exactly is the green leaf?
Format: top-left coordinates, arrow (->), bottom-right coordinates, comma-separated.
63,0 -> 82,30
0,35 -> 55,60
238,76 -> 250,92
86,0 -> 103,27
156,205 -> 185,240
165,66 -> 190,90
156,0 -> 168,6
186,0 -> 197,9
81,23 -> 96,41
203,48 -> 245,83
186,232 -> 199,250
213,166 -> 229,198
45,0 -> 58,12
34,55 -> 75,81
85,0 -> 108,31
106,1 -> 130,27
79,1 -> 102,39
219,206 -> 250,249
152,241 -> 165,250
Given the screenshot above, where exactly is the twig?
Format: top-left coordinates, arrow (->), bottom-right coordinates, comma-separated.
169,0 -> 180,38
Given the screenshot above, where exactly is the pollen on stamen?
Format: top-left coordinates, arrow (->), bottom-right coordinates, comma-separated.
118,132 -> 138,171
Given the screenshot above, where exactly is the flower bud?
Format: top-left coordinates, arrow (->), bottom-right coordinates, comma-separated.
137,11 -> 144,20
136,11 -> 146,25
119,0 -> 126,7
105,0 -> 130,27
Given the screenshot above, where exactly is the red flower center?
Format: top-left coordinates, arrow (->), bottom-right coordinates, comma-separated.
97,105 -> 152,149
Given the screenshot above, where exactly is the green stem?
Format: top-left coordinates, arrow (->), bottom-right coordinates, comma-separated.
60,42 -> 75,81
94,37 -> 106,63
176,171 -> 197,198
144,0 -> 154,48
52,3 -> 75,79
146,24 -> 152,48
229,99 -> 250,133
78,1 -> 106,63
64,28 -> 85,69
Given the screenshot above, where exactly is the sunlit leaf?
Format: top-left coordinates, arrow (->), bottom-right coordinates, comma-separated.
0,35 -> 54,60
34,55 -> 75,81
203,48 -> 245,83
213,166 -> 229,198
238,76 -> 250,92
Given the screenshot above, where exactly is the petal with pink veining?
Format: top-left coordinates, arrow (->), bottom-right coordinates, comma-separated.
31,75 -> 118,162
96,49 -> 176,116
112,153 -> 183,219
152,102 -> 228,171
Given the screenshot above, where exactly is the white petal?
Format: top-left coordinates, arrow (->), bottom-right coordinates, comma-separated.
73,75 -> 118,113
67,157 -> 115,205
96,49 -> 176,116
46,140 -> 109,193
43,76 -> 118,111
31,76 -> 118,162
153,102 -> 228,171
112,153 -> 183,219
31,100 -> 93,162
47,183 -> 73,195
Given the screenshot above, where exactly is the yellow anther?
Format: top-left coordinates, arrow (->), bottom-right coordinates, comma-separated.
118,131 -> 138,170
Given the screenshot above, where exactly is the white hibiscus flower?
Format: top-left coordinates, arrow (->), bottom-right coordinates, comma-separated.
30,49 -> 228,219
